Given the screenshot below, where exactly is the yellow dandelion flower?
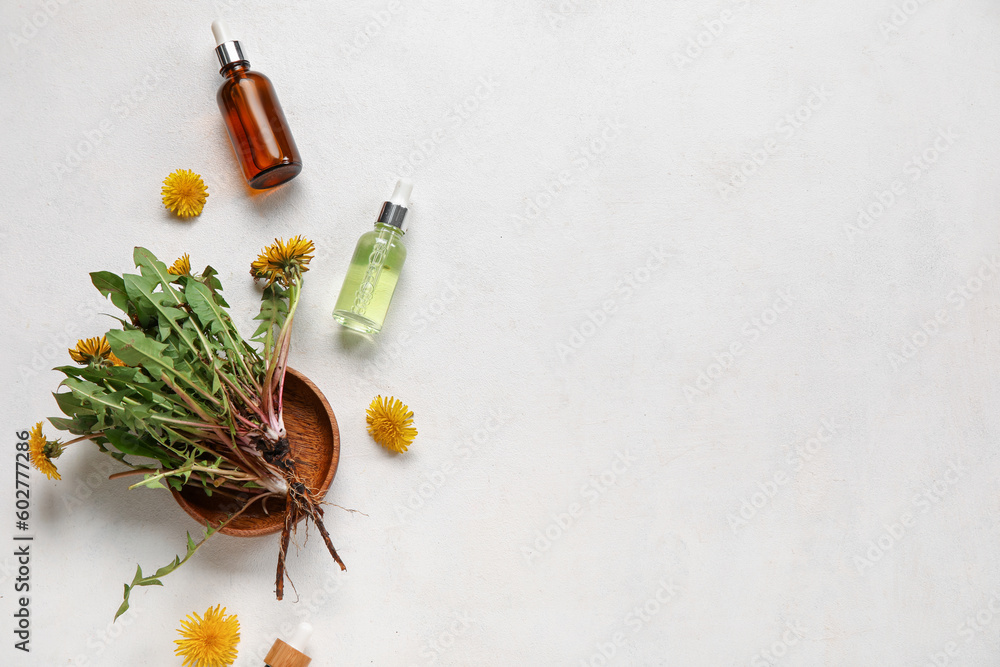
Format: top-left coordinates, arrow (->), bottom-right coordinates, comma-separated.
69,336 -> 126,367
250,236 -> 315,287
28,422 -> 62,481
162,169 -> 209,218
167,253 -> 192,276
366,395 -> 417,453
174,605 -> 240,667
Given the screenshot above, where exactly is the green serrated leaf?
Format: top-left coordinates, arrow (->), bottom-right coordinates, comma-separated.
125,273 -> 186,327
199,266 -> 226,296
252,284 -> 289,339
105,449 -> 128,464
252,282 -> 290,367
152,555 -> 181,579
114,588 -> 131,621
61,379 -> 129,415
46,416 -> 89,434
53,364 -> 145,386
122,273 -> 159,328
106,330 -> 175,377
104,430 -> 167,463
185,280 -> 228,335
91,271 -> 130,313
134,247 -> 182,294
142,475 -> 168,490
52,390 -> 89,417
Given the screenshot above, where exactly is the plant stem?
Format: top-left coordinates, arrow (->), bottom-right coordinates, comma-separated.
160,372 -> 217,424
217,371 -> 268,423
263,279 -> 301,433
62,433 -> 104,447
127,462 -> 259,491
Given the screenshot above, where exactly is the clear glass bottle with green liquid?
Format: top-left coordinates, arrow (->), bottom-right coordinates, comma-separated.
333,180 -> 413,335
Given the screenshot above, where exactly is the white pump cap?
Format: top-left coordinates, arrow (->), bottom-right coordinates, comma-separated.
288,622 -> 313,655
211,19 -> 232,46
389,178 -> 413,207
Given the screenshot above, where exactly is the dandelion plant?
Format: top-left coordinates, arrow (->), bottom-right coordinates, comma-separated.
37,240 -> 345,619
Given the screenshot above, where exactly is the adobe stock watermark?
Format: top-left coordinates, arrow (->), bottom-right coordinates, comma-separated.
879,0 -> 936,40
887,254 -> 998,372
212,0 -> 239,12
728,418 -> 841,534
512,117 -> 626,234
18,295 -> 107,381
852,459 -> 964,575
556,246 -> 672,363
361,274 -> 467,382
747,620 -> 808,666
919,587 -> 1000,666
212,0 -> 245,14
52,66 -> 169,181
67,601 -> 144,666
60,457 -> 125,515
683,288 -> 795,404
390,75 -> 500,181
339,0 -> 404,59
0,557 -> 17,589
392,408 -> 512,525
410,612 -> 474,666
245,571 -> 348,663
718,85 -> 832,199
843,126 -> 958,242
521,450 -> 636,565
578,578 -> 682,667
7,0 -> 77,52
672,0 -> 755,70
544,0 -> 587,30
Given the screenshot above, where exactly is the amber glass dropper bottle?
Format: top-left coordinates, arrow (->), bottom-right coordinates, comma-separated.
212,20 -> 302,189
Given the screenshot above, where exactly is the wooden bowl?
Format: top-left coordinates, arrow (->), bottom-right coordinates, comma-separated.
171,368 -> 340,537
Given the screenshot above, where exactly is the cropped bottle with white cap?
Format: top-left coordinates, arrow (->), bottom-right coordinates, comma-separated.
333,180 -> 413,335
264,622 -> 313,667
211,20 -> 302,189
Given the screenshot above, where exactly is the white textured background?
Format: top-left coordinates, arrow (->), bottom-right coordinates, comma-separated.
2,1 -> 1000,665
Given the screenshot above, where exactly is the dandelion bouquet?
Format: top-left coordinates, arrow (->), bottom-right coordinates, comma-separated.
35,239 -> 344,619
